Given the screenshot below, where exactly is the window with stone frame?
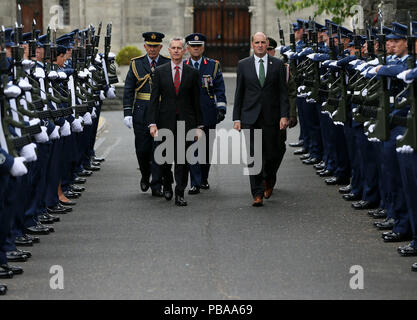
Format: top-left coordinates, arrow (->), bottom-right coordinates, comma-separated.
59,0 -> 70,25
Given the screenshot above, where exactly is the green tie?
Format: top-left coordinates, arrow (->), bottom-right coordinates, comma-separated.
259,58 -> 265,87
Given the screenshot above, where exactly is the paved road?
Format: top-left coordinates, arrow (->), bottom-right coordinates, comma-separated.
3,75 -> 417,299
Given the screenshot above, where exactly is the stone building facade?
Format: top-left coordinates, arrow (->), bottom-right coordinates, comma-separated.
1,1 -> 415,65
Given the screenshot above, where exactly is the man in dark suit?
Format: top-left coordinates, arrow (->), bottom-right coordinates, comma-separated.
233,32 -> 290,207
123,32 -> 171,196
148,37 -> 203,206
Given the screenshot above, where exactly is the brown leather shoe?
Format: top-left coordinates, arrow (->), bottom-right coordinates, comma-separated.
252,196 -> 263,207
264,181 -> 273,199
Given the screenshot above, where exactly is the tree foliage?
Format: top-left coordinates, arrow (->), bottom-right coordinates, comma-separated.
275,0 -> 359,25
116,46 -> 143,66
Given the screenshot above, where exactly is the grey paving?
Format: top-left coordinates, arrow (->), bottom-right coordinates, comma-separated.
2,78 -> 417,300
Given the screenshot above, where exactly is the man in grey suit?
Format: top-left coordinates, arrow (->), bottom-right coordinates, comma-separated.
233,32 -> 290,207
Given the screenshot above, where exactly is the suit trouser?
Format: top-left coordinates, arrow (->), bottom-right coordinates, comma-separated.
382,125 -> 410,235
242,121 -> 283,198
0,174 -> 10,264
297,97 -> 310,151
189,124 -> 216,187
151,131 -> 190,197
133,121 -> 153,182
397,151 -> 417,246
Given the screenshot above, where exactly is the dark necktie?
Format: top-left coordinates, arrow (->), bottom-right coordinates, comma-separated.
194,61 -> 199,69
259,58 -> 265,87
174,66 -> 181,95
150,60 -> 156,71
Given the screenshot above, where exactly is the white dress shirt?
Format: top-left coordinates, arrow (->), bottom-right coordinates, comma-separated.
254,54 -> 268,79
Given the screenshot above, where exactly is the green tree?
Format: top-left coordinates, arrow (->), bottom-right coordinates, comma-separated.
275,0 -> 359,25
116,46 -> 143,66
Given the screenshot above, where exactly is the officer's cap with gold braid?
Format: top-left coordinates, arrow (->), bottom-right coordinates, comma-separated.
142,32 -> 165,45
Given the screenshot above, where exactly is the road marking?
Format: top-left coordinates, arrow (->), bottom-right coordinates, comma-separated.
101,137 -> 121,159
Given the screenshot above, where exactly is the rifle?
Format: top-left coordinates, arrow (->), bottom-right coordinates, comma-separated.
277,18 -> 285,46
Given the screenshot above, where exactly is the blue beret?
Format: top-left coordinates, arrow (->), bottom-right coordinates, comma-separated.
185,33 -> 206,45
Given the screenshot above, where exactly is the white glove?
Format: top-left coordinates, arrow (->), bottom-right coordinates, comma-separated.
100,90 -> 106,100
71,117 -> 83,132
48,70 -> 59,80
49,125 -> 60,140
34,126 -> 49,143
83,112 -> 93,125
91,107 -> 97,119
124,116 -> 133,129
397,70 -> 413,84
20,143 -> 37,162
106,86 -> 116,99
10,157 -> 28,177
60,120 -> 71,137
29,118 -> 41,126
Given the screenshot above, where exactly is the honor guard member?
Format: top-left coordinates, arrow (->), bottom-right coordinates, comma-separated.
123,32 -> 171,195
185,32 -> 227,194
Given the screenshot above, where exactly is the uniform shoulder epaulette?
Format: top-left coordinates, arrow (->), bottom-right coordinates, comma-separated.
130,54 -> 146,61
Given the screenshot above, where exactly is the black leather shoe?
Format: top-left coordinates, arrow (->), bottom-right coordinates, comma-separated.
84,164 -> 100,171
289,140 -> 304,147
14,236 -> 33,247
382,231 -> 411,243
47,205 -> 67,215
38,213 -> 55,224
412,263 -> 417,272
302,157 -> 320,165
164,187 -> 173,201
1,264 -> 23,275
16,249 -> 31,258
188,186 -> 200,195
151,188 -> 164,197
63,190 -> 80,199
23,234 -> 40,243
319,169 -> 334,177
352,200 -> 378,210
93,156 -> 105,162
0,269 -> 13,279
371,209 -> 387,219
77,170 -> 93,177
6,251 -> 28,262
325,177 -> 350,186
57,203 -> 72,212
374,218 -> 395,230
26,224 -> 50,235
70,185 -> 85,192
338,184 -> 352,194
200,182 -> 210,190
300,153 -> 311,160
43,212 -> 60,222
398,243 -> 417,256
73,177 -> 87,184
313,161 -> 325,170
175,195 -> 187,206
0,284 -> 7,295
294,148 -> 307,155
59,199 -> 76,206
140,178 -> 150,192
343,193 -> 361,201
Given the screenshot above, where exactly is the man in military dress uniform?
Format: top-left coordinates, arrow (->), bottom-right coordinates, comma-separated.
123,32 -> 171,196
184,33 -> 227,194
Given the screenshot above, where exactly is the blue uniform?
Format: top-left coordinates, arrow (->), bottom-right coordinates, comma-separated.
185,57 -> 227,188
